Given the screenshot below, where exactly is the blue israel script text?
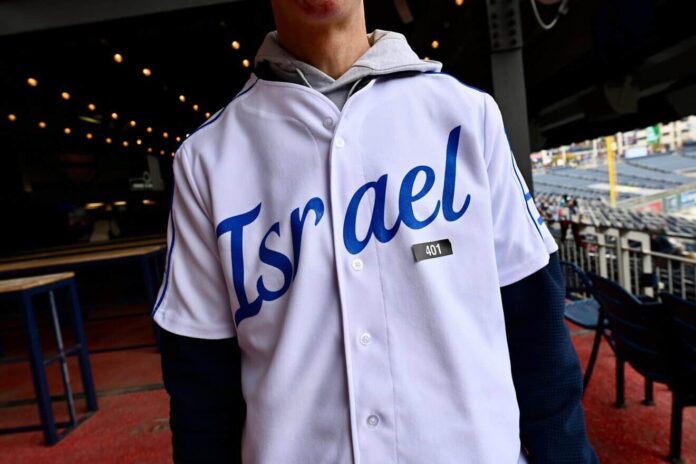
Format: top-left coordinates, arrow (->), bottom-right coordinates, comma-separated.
216,126 -> 471,325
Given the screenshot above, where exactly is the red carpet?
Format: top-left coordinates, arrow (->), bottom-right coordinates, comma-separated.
0,390 -> 171,464
0,307 -> 694,463
0,347 -> 162,410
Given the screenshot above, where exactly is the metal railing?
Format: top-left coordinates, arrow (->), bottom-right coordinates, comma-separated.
555,224 -> 696,301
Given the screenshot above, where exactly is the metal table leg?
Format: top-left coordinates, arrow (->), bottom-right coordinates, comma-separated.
48,290 -> 78,428
20,293 -> 59,445
68,280 -> 98,412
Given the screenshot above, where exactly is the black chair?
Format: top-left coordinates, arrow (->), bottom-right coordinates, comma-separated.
660,292 -> 696,464
590,274 -> 685,463
560,261 -> 605,392
590,274 -> 669,407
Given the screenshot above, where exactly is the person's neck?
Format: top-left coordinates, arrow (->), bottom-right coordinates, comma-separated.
276,17 -> 370,79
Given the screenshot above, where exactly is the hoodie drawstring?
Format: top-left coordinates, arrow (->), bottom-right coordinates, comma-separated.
295,68 -> 313,89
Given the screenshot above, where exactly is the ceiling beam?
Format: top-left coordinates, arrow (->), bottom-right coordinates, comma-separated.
0,0 -> 245,37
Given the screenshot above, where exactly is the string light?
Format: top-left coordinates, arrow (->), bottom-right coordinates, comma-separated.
205,112 -> 211,118
114,201 -> 127,206
242,59 -> 251,68
455,0 -> 464,5
7,114 -> 17,122
431,40 -> 440,49
23,47 -> 194,160
231,40 -> 241,50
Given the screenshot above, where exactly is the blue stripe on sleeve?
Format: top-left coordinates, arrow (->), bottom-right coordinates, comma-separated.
152,211 -> 176,316
510,152 -> 543,240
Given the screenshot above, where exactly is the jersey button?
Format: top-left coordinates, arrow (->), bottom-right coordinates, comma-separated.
360,332 -> 372,346
334,136 -> 345,148
367,415 -> 380,428
351,258 -> 364,271
323,117 -> 335,129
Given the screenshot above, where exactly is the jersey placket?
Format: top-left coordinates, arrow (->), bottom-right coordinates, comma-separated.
326,85 -> 399,464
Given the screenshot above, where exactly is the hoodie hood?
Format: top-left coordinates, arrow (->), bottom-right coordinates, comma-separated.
254,30 -> 442,109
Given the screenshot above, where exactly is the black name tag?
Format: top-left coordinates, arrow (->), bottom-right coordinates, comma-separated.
412,239 -> 453,262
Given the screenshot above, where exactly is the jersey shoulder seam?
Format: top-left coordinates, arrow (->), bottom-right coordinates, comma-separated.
179,76 -> 260,150
424,71 -> 489,96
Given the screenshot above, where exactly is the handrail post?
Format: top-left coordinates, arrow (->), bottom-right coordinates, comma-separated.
619,231 -> 632,293
597,229 -> 608,278
639,232 -> 654,297
625,230 -> 654,297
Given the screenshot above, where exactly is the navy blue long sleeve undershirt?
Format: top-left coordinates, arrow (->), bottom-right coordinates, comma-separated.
501,252 -> 598,463
159,251 -> 598,463
159,328 -> 245,463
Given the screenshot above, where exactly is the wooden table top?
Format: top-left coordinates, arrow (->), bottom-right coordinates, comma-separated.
0,272 -> 75,294
0,245 -> 166,275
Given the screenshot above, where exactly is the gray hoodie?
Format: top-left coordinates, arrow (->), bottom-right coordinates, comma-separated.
254,30 -> 442,109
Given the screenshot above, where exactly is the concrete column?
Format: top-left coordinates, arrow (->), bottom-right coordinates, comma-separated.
487,0 -> 534,193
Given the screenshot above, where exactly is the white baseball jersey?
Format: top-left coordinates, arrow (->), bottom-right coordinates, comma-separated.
153,72 -> 558,463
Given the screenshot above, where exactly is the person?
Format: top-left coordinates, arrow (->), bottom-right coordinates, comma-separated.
89,208 -> 121,243
558,196 -> 571,243
650,225 -> 685,256
569,198 -> 583,249
153,1 -> 598,463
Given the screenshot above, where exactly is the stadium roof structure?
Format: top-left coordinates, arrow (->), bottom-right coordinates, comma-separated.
1,0 -> 695,160
0,0 -> 695,252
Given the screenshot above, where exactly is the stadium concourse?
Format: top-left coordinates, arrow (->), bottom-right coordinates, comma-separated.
2,0 -> 696,462
0,303 -> 696,464
0,277 -> 694,464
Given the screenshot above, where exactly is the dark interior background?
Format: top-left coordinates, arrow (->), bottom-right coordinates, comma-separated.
0,0 -> 694,256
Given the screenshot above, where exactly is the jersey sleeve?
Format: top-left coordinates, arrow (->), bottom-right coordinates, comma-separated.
152,145 -> 237,339
482,93 -> 558,287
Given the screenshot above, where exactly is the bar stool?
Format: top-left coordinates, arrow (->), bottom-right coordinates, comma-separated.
0,272 -> 98,445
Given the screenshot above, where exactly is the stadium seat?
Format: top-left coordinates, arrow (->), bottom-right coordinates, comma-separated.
590,274 -> 691,464
659,292 -> 696,464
